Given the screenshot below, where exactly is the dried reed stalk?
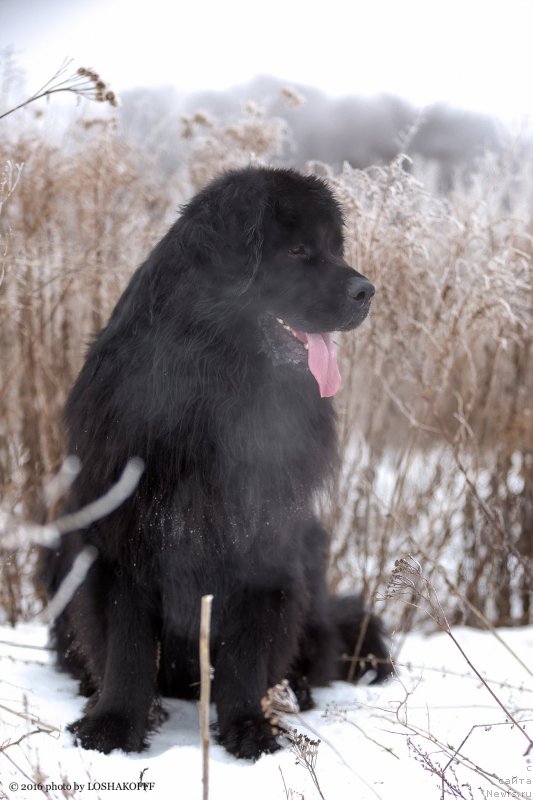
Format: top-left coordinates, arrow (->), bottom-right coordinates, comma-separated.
199,594 -> 213,800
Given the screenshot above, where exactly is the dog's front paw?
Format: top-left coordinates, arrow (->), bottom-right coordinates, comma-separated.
68,711 -> 146,753
218,716 -> 282,760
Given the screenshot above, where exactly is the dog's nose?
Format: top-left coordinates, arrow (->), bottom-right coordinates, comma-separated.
347,277 -> 375,304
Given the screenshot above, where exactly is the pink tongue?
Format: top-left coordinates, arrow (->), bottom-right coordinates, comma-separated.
293,330 -> 341,398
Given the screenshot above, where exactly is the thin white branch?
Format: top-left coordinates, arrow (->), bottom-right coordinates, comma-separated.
54,457 -> 144,535
43,455 -> 81,509
0,457 -> 144,549
38,546 -> 97,623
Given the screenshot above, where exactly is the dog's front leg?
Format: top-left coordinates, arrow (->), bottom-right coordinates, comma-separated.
213,585 -> 298,760
69,574 -> 158,753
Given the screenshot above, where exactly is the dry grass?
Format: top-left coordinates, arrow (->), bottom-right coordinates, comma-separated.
0,101 -> 531,629
320,155 -> 532,629
0,120 -> 177,621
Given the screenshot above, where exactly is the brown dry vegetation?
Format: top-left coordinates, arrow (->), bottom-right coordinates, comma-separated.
322,156 -> 532,630
0,103 -> 531,630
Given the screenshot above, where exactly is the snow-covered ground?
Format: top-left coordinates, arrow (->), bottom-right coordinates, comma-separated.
1,623 -> 532,800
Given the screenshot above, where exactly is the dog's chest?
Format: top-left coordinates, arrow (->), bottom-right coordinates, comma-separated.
217,378 -> 337,494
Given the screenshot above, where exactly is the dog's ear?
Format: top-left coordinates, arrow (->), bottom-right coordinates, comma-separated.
218,180 -> 266,287
272,196 -> 298,227
177,174 -> 267,293
244,198 -> 265,277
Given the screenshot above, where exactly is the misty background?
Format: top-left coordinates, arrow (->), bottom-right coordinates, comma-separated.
118,76 -> 514,190
2,0 -> 533,190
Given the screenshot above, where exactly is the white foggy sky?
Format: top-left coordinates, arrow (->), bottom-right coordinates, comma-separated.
2,0 -> 533,124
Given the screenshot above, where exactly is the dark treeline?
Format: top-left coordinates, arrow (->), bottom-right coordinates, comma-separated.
118,74 -> 510,188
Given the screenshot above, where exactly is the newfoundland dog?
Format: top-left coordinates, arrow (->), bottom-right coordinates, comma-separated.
41,166 -> 391,760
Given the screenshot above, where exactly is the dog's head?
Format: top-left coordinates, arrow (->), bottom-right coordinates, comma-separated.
256,169 -> 375,397
257,169 -> 374,328
179,167 -> 375,397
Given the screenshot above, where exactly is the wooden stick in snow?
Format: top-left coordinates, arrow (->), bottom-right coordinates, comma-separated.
200,594 -> 213,800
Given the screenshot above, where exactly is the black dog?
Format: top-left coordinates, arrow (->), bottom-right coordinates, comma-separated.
40,167 -> 390,760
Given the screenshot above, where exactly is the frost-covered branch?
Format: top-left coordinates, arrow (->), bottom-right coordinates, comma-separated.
0,458 -> 144,622
0,60 -> 118,121
387,556 -> 533,757
0,457 -> 144,550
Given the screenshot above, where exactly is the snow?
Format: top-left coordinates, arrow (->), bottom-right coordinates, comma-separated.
1,623 -> 532,800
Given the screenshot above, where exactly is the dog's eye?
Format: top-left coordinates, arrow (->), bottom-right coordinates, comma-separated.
288,245 -> 308,257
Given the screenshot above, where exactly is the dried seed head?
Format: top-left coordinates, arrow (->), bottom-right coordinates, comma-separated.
261,679 -> 299,723
281,86 -> 305,108
192,111 -> 212,127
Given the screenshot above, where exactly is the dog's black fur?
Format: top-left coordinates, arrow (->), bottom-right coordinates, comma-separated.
39,167 -> 391,760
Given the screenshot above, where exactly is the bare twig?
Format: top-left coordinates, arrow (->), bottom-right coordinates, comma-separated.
0,702 -> 58,731
37,545 -> 97,623
53,457 -> 144,536
388,556 -> 533,757
0,727 -> 57,753
430,560 -> 533,678
0,60 -> 118,121
387,662 -> 510,795
324,704 -> 399,760
43,456 -> 81,510
199,594 -> 213,800
0,457 -> 144,549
